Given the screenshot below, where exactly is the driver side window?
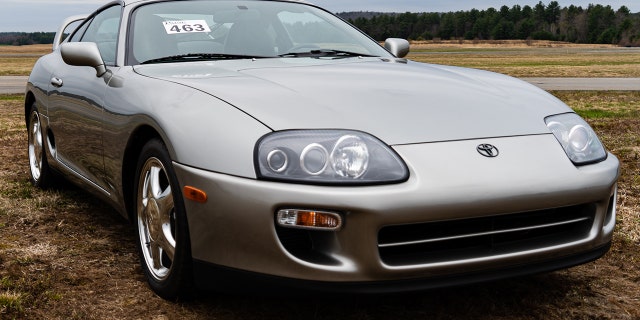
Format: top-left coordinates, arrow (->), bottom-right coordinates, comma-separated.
79,6 -> 122,66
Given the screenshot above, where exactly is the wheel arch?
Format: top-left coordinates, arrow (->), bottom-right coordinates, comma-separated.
24,92 -> 36,125
122,125 -> 165,220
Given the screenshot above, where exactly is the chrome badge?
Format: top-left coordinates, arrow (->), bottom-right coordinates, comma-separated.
477,144 -> 499,158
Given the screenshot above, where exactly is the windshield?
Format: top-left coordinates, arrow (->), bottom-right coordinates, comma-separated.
129,0 -> 392,64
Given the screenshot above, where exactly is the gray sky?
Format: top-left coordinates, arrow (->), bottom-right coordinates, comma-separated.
1,0 -> 638,32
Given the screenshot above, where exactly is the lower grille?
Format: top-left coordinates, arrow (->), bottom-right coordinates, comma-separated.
378,204 -> 596,266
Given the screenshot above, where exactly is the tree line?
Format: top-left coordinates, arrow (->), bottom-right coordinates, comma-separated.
2,2 -> 639,46
341,2 -> 640,46
0,32 -> 55,46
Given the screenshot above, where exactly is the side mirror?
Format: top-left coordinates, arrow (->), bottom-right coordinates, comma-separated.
384,38 -> 410,58
52,15 -> 88,51
60,42 -> 107,77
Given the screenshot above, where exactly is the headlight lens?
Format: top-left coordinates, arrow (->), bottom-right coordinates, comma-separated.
545,113 -> 607,165
256,130 -> 408,185
330,135 -> 369,179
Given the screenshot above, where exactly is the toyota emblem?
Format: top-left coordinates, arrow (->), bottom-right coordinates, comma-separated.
477,144 -> 499,158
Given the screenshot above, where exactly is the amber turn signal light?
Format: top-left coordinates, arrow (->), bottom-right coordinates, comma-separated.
183,186 -> 208,203
276,209 -> 342,231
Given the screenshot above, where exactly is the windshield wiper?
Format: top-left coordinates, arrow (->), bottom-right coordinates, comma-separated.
278,49 -> 376,59
141,53 -> 269,64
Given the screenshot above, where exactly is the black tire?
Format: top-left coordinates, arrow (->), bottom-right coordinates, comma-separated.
27,103 -> 54,188
134,139 -> 194,300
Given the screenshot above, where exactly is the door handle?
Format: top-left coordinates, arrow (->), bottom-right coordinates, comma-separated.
50,77 -> 63,87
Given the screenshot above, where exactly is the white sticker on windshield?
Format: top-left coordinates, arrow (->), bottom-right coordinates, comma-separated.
163,20 -> 211,34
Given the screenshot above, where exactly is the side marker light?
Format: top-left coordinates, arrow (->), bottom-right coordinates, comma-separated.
183,186 -> 208,203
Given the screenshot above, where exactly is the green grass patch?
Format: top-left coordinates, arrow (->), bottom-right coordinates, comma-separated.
551,91 -> 640,120
0,181 -> 34,200
574,108 -> 637,119
0,291 -> 24,314
0,94 -> 23,101
44,290 -> 63,301
0,278 -> 25,316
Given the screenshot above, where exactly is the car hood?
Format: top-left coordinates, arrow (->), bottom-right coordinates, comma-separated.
134,58 -> 570,145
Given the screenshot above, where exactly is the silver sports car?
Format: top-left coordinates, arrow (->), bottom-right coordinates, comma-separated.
26,0 -> 619,299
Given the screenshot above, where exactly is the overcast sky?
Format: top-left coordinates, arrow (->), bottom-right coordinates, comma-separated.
1,0 -> 638,32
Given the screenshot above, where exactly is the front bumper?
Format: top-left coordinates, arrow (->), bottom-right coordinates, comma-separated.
193,242 -> 611,294
174,135 -> 618,285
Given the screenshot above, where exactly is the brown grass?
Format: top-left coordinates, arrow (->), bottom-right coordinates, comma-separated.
0,91 -> 639,319
409,39 -> 619,49
0,44 -> 51,54
409,53 -> 640,78
406,40 -> 640,78
0,57 -> 41,76
0,44 -> 50,76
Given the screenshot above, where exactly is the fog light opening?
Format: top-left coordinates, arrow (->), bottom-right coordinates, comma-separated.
277,209 -> 342,231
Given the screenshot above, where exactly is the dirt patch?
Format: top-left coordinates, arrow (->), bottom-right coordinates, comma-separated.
1,93 -> 639,319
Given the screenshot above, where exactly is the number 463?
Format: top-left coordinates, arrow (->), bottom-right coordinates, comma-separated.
170,24 -> 206,33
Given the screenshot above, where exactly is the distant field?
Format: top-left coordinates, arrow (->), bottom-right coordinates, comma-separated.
0,44 -> 50,76
0,44 -> 51,54
407,40 -> 640,78
1,41 -> 640,77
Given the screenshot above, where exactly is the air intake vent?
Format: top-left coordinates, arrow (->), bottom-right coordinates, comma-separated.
378,204 -> 596,266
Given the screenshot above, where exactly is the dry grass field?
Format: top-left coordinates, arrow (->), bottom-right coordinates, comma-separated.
407,40 -> 640,78
0,44 -> 50,76
0,44 -> 51,54
1,42 -> 640,319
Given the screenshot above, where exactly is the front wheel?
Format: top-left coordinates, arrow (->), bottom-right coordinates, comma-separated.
27,104 -> 54,188
134,139 -> 194,300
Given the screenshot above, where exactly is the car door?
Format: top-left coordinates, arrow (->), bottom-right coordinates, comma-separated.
48,5 -> 121,195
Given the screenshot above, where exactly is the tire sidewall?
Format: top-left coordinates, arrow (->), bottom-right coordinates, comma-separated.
134,139 -> 194,300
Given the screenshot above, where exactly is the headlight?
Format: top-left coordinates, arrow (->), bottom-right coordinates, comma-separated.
545,113 -> 607,165
255,130 -> 408,185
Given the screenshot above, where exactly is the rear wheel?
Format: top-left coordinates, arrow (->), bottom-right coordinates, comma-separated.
134,139 -> 194,300
27,104 -> 53,188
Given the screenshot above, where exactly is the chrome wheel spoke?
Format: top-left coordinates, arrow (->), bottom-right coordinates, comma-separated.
149,238 -> 164,270
156,192 -> 176,260
28,112 -> 43,180
137,157 -> 176,281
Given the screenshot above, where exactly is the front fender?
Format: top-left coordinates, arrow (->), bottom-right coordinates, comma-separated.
103,67 -> 271,180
